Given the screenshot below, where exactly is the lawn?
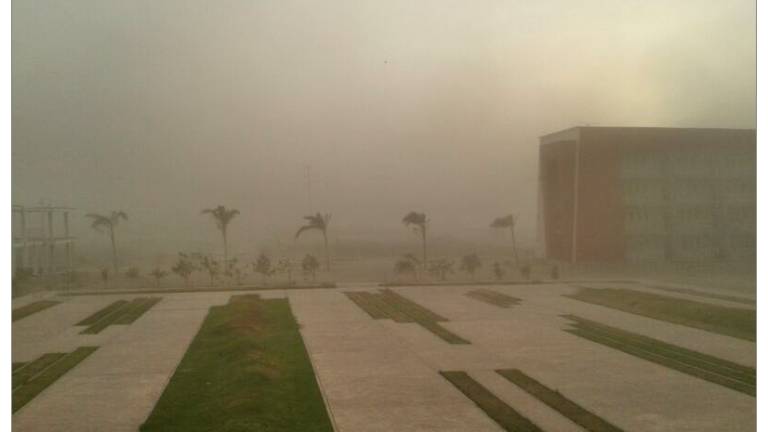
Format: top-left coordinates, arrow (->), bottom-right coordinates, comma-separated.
79,297 -> 162,334
12,300 -> 61,322
140,295 -> 333,432
565,287 -> 755,341
496,368 -> 624,432
465,289 -> 522,308
345,290 -> 469,344
440,370 -> 542,432
12,346 -> 98,413
563,315 -> 755,396
639,283 -> 754,305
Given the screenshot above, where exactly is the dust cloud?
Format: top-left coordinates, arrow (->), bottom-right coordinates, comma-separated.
12,0 -> 755,262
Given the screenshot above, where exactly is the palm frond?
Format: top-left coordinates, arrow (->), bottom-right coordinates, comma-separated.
295,224 -> 320,239
85,213 -> 111,231
202,206 -> 239,229
402,211 -> 427,227
490,214 -> 515,228
111,210 -> 128,225
296,212 -> 330,238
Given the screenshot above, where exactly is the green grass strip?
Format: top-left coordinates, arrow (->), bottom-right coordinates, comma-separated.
12,362 -> 27,372
566,328 -> 755,396
497,369 -> 623,432
12,300 -> 61,322
113,297 -> 162,324
565,287 -> 755,341
380,289 -> 448,322
345,290 -> 469,344
76,300 -> 130,325
640,283 -> 755,305
140,295 -> 333,432
12,353 -> 67,389
80,297 -> 161,333
564,315 -> 755,381
419,320 -> 470,344
344,292 -> 389,319
440,371 -> 542,432
345,291 -> 412,322
12,346 -> 98,413
80,302 -> 133,334
466,289 -> 522,308
572,325 -> 755,383
376,291 -> 430,322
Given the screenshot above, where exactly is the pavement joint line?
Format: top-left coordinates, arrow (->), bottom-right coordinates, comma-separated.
299,326 -> 341,432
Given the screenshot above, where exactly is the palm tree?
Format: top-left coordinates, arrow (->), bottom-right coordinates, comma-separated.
402,211 -> 428,267
490,214 -> 519,266
460,253 -> 482,279
85,211 -> 128,274
295,213 -> 332,271
201,205 -> 240,264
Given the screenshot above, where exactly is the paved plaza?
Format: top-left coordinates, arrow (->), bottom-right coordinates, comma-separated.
12,281 -> 756,431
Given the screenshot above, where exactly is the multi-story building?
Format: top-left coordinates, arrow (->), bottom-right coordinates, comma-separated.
538,127 -> 755,263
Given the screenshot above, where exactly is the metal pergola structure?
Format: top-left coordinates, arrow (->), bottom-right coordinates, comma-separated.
12,205 -> 75,275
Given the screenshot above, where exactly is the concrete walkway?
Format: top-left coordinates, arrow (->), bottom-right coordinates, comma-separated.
11,282 -> 756,431
12,292 -> 231,432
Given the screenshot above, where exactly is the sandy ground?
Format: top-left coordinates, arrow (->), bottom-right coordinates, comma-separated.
11,281 -> 756,431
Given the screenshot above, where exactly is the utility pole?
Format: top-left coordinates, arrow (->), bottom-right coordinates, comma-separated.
305,165 -> 314,212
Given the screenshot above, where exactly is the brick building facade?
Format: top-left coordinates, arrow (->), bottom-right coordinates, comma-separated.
538,127 -> 755,263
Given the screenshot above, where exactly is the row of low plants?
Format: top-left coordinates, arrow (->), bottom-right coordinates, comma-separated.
391,253 -> 561,283
35,205 -> 531,288
95,252 -> 325,289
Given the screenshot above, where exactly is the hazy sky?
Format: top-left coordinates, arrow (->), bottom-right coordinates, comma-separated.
12,0 -> 756,254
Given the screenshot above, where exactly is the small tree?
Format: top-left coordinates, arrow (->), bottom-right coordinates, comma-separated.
550,264 -> 559,280
460,254 -> 482,280
275,258 -> 294,285
12,268 -> 34,295
253,253 -> 273,285
200,256 -> 221,286
492,262 -> 504,280
428,259 -> 453,281
226,258 -> 245,285
520,264 -> 532,280
302,254 -> 320,282
150,268 -> 167,288
100,268 -> 110,289
394,257 -> 417,280
126,267 -> 140,280
172,253 -> 198,287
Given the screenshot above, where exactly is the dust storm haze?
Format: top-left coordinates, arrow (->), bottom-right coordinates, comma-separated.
12,0 -> 756,261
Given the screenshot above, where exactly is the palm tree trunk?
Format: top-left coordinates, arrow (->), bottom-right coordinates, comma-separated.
323,231 -> 330,271
222,227 -> 228,265
421,226 -> 427,269
109,227 -> 118,275
509,227 -> 519,266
